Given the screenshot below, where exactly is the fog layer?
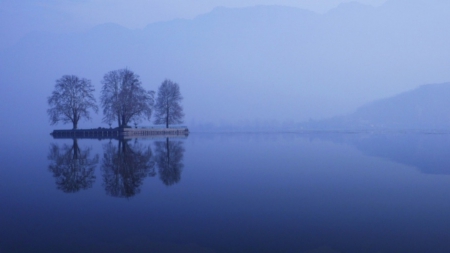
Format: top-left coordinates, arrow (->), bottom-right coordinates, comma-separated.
1,0 -> 450,132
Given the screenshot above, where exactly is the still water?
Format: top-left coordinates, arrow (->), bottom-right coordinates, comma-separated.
1,132 -> 450,253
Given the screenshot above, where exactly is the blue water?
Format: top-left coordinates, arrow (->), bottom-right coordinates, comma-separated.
1,132 -> 450,253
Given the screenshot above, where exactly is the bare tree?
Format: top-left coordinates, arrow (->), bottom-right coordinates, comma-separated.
153,79 -> 184,128
101,68 -> 154,128
47,75 -> 98,129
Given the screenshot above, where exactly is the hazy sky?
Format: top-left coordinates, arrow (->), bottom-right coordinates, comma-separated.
0,0 -> 387,50
1,0 -> 449,131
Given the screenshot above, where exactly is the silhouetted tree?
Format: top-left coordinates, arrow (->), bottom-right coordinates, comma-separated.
101,69 -> 154,128
48,139 -> 99,193
47,75 -> 98,129
153,79 -> 184,128
101,139 -> 155,198
154,138 -> 185,186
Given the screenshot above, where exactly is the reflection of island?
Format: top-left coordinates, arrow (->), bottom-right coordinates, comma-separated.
101,140 -> 155,198
154,138 -> 185,186
48,139 -> 99,193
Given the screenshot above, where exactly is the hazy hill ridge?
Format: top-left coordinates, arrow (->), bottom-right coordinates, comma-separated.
305,83 -> 450,130
1,0 -> 450,132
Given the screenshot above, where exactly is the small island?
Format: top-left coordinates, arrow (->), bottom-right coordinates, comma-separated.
51,126 -> 189,139
48,68 -> 188,139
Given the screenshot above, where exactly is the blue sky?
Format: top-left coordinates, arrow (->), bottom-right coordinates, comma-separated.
0,0 -> 387,50
1,0 -> 449,130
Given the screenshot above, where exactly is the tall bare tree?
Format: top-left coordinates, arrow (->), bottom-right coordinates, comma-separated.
47,75 -> 98,129
101,68 -> 154,128
154,79 -> 184,128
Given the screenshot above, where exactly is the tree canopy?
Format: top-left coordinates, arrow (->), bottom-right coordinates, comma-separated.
154,79 -> 184,128
47,75 -> 98,129
101,69 -> 154,128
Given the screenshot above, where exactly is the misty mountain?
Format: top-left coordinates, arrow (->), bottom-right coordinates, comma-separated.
305,82 -> 450,130
1,0 -> 450,132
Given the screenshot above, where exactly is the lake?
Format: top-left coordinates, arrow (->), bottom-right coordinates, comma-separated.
1,132 -> 450,253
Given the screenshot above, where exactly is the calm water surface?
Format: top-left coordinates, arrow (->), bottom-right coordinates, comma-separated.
1,132 -> 450,253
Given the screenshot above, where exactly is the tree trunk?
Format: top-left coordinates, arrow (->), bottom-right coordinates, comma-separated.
166,105 -> 169,128
72,111 -> 79,129
122,115 -> 126,128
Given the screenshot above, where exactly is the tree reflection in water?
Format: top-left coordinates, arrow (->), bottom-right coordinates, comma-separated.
101,139 -> 155,198
154,138 -> 185,186
48,139 -> 99,193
